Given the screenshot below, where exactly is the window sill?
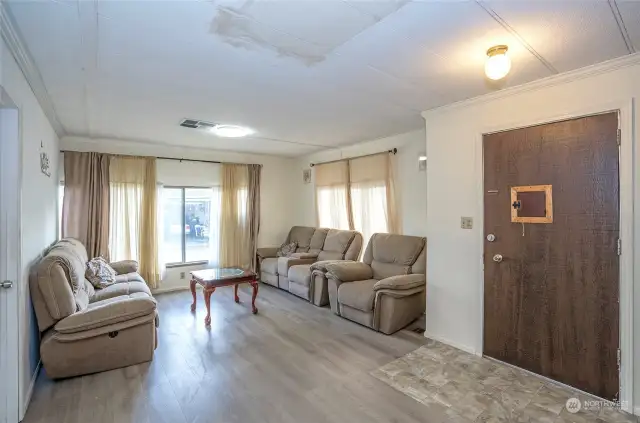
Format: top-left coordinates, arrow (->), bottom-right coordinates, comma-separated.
166,260 -> 209,269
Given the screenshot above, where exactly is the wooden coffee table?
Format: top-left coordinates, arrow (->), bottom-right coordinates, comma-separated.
190,268 -> 259,326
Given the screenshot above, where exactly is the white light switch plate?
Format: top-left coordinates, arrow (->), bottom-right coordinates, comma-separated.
461,217 -> 473,229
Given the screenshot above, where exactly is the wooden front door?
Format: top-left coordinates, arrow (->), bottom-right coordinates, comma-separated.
483,112 -> 620,400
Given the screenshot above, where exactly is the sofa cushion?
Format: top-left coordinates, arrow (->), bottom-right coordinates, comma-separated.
364,233 -> 425,267
288,264 -> 312,286
91,280 -> 151,303
261,258 -> 279,275
55,293 -> 156,334
324,230 -> 355,253
318,230 -> 358,261
363,234 -> 426,280
337,279 -> 378,312
308,228 -> 329,255
114,272 -> 146,284
288,226 -> 316,252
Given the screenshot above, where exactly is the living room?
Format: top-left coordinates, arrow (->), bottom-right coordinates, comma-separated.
1,1 -> 640,423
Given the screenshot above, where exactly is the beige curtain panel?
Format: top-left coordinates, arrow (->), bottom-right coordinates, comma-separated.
349,153 -> 399,236
247,164 -> 262,272
314,152 -> 399,247
109,156 -> 160,288
314,160 -> 353,230
220,163 -> 262,271
61,152 -> 110,260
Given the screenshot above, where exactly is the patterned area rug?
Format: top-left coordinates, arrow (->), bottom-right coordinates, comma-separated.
371,339 -> 637,423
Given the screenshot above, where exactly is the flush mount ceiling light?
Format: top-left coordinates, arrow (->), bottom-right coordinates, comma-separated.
210,124 -> 254,138
485,45 -> 511,80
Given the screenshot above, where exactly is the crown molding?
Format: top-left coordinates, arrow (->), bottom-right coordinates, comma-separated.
0,2 -> 65,136
421,52 -> 640,118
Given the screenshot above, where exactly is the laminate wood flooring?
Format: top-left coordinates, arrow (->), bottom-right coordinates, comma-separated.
23,285 -> 438,423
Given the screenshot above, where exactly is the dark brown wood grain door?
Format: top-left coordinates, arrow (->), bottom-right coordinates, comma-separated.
483,112 -> 620,400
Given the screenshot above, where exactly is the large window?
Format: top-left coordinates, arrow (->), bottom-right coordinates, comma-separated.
162,187 -> 221,265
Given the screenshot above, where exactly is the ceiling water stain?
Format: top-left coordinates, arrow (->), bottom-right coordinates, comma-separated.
209,2 -> 326,66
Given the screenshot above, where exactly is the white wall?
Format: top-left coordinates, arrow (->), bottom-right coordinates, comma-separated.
1,38 -> 60,419
292,130 -> 427,237
422,56 -> 640,411
61,136 -> 296,292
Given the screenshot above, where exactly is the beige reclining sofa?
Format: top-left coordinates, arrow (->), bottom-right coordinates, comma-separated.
257,226 -> 362,306
325,233 -> 426,334
30,238 -> 158,379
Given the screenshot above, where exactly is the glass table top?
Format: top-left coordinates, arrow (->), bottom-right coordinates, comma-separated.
191,268 -> 252,281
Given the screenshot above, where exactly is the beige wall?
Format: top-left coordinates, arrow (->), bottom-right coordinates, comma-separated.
422,57 -> 640,413
1,38 -> 60,419
291,129 -> 427,237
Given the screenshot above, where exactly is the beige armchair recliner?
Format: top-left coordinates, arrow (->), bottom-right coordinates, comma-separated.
257,226 -> 363,306
325,233 -> 426,334
30,238 -> 158,379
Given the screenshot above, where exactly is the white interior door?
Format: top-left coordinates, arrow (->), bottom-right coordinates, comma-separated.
0,89 -> 21,423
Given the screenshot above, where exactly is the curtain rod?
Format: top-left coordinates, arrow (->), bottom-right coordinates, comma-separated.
59,150 -> 262,167
309,148 -> 397,168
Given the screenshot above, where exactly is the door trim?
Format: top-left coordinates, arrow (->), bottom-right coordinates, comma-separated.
0,87 -> 21,423
474,98 -> 634,413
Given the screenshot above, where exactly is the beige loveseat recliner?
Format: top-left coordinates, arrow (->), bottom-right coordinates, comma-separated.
325,233 -> 426,334
257,226 -> 363,306
30,238 -> 158,379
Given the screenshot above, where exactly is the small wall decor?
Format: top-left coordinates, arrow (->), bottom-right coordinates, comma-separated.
510,184 -> 552,224
39,141 -> 51,177
303,168 -> 311,184
418,154 -> 427,171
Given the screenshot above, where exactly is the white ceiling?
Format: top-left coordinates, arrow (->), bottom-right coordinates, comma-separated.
5,0 -> 639,156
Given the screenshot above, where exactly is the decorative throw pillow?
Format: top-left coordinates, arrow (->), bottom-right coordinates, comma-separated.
277,241 -> 298,257
85,257 -> 117,289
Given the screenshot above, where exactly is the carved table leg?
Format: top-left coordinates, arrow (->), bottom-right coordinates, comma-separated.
190,278 -> 197,312
250,281 -> 259,314
204,287 -> 215,326
234,284 -> 240,303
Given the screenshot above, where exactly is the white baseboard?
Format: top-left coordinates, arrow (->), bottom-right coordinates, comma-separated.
152,285 -> 193,295
633,406 -> 640,416
424,332 -> 478,356
21,359 -> 41,421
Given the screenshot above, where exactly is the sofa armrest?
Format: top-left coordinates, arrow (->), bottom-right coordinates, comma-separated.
290,252 -> 319,259
325,262 -> 373,282
311,260 -> 354,274
109,260 -> 139,275
257,247 -> 279,259
54,293 -> 156,334
374,274 -> 425,291
278,256 -> 316,275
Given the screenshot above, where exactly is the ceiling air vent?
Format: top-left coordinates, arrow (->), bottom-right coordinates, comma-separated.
179,118 -> 218,130
179,119 -> 201,129
179,119 -> 254,138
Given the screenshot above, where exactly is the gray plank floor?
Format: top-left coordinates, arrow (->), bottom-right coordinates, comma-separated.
24,285 -> 436,423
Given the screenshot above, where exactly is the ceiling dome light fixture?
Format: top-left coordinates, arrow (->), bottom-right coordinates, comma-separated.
210,124 -> 254,138
485,45 -> 511,80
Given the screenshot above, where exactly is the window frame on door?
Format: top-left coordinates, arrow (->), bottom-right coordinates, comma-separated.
163,185 -> 215,268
